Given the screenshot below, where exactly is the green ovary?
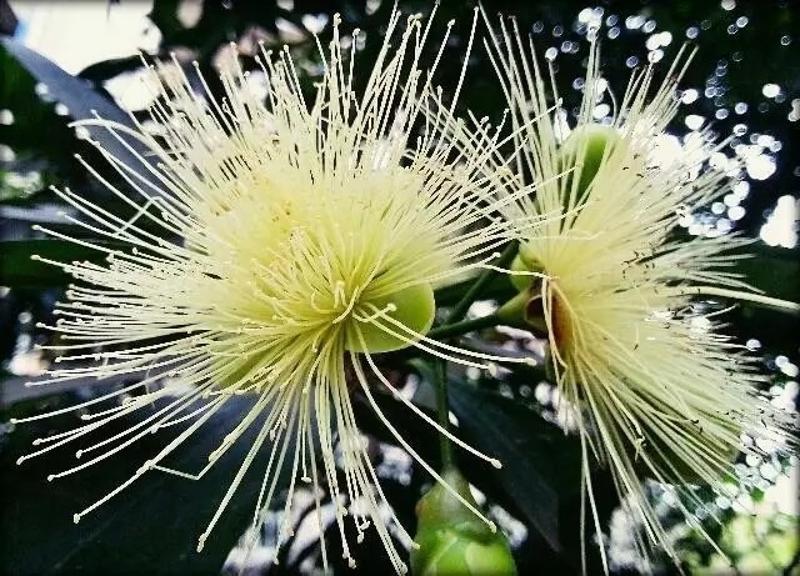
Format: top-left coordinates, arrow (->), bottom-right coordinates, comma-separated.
347,283 -> 436,353
511,125 -> 620,294
558,123 -> 622,203
508,252 -> 538,292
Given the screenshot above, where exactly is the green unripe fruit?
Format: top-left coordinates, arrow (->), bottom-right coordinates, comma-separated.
347,283 -> 435,353
558,124 -> 623,206
411,468 -> 517,576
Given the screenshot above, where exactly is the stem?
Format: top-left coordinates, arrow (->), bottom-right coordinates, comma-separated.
434,359 -> 454,469
428,313 -> 500,340
443,240 -> 518,325
429,241 -> 519,471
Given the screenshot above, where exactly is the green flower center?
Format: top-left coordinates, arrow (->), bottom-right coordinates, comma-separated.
346,283 -> 436,353
558,123 -> 622,204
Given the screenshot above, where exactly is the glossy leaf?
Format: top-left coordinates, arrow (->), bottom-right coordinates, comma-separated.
1,39 -> 148,174
434,274 -> 517,309
0,381 -> 294,575
446,382 -> 573,553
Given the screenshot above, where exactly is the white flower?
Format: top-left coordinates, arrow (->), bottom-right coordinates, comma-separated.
14,11 -> 531,573
483,14 -> 798,570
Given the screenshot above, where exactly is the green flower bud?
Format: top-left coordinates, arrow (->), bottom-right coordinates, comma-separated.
347,283 -> 435,353
411,468 -> 517,576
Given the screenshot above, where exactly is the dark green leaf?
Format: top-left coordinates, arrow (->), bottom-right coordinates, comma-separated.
78,55 -> 149,83
1,379 -> 295,575
447,381 -> 573,553
447,380 -> 618,571
434,274 -> 517,309
0,39 -> 148,174
0,239 -> 126,287
736,245 -> 799,303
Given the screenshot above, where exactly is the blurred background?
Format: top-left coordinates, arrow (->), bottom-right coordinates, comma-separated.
0,0 -> 798,574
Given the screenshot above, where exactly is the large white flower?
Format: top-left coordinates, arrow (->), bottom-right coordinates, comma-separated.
14,11 -> 531,573
482,15 -> 798,570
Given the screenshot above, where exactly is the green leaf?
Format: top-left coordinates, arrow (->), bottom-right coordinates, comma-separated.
446,382 -> 572,553
736,245 -> 799,303
78,55 -> 149,84
446,380 -> 618,571
0,45 -> 79,185
353,369 -> 615,570
0,39 -> 148,175
434,274 -> 517,309
1,378 -> 295,575
147,0 -> 184,41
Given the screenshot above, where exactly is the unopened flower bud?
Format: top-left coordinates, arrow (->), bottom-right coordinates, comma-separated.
411,468 -> 517,576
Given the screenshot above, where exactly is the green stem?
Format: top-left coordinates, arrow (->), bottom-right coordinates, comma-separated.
434,359 -> 454,469
427,242 -> 519,471
443,240 -> 518,326
427,313 -> 501,340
